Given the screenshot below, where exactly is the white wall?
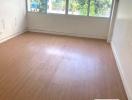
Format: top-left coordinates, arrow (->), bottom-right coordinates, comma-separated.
111,0 -> 132,99
107,0 -> 118,42
27,13 -> 110,39
0,0 -> 26,42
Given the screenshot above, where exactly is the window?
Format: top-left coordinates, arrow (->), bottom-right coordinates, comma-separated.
68,0 -> 88,16
47,0 -> 66,14
89,0 -> 113,17
27,0 -> 113,17
27,0 -> 47,13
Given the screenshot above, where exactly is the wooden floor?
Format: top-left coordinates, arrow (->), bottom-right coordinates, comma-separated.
0,32 -> 127,100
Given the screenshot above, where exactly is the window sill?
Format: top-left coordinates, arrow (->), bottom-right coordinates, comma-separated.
27,12 -> 110,19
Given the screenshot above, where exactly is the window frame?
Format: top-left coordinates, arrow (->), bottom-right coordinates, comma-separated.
26,0 -> 114,18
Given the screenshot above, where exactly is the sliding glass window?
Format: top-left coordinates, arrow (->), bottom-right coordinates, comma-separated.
68,0 -> 89,16
89,0 -> 113,17
27,0 -> 113,17
27,0 -> 47,13
47,0 -> 66,14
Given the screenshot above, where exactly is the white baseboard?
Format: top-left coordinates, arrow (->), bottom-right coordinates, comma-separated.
111,42 -> 132,100
27,28 -> 107,40
0,30 -> 25,44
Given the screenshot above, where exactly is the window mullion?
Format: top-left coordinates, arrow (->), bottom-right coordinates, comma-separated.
65,0 -> 69,15
87,0 -> 91,16
45,0 -> 48,13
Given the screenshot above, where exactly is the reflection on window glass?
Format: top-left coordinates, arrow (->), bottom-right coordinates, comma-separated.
27,0 -> 47,13
68,0 -> 88,16
47,0 -> 66,14
89,0 -> 112,17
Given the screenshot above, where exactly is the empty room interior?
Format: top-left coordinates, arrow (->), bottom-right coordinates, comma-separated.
0,0 -> 132,100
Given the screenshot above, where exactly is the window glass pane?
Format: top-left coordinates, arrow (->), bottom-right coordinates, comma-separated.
27,0 -> 47,13
47,0 -> 66,14
89,0 -> 112,17
68,0 -> 89,16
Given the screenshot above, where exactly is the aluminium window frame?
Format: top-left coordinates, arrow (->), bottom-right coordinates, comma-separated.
26,0 -> 113,18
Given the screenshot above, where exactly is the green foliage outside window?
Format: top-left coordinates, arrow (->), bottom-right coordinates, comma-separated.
90,0 -> 112,17
68,0 -> 88,16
